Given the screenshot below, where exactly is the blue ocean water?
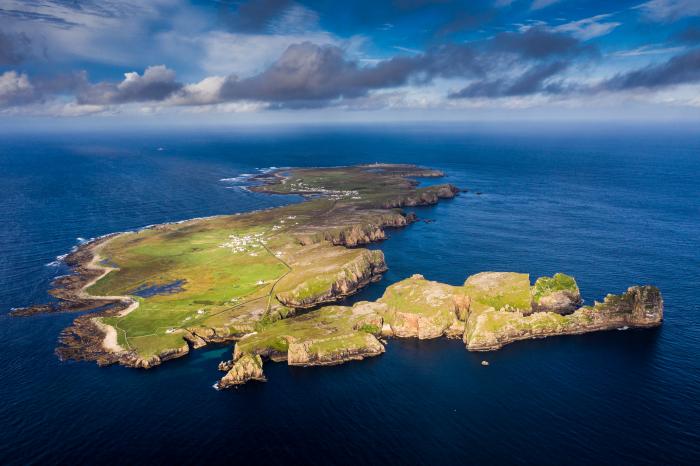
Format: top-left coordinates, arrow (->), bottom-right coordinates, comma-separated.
1,125 -> 698,465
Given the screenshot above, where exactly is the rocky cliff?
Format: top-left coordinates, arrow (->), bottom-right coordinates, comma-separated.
217,354 -> 266,388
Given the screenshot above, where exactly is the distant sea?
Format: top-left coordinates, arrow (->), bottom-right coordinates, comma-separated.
1,124 -> 698,465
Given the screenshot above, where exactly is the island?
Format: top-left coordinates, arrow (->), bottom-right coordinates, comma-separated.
11,164 -> 663,387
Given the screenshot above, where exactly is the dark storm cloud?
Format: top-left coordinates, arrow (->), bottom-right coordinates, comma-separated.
0,31 -> 31,65
449,60 -> 569,98
219,42 -> 425,105
600,48 -> 700,90
78,66 -> 183,105
218,0 -> 293,33
208,28 -> 587,106
216,41 -> 486,107
492,26 -> 590,59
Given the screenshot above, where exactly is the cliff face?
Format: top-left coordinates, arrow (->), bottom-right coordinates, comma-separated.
276,249 -> 387,308
378,274 -> 463,340
591,285 -> 664,327
287,333 -> 385,366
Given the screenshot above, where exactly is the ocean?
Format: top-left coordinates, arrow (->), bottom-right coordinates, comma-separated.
1,124 -> 698,464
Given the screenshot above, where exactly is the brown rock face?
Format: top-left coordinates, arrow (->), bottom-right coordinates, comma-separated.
217,354 -> 266,389
453,294 -> 471,321
390,312 -> 452,339
275,251 -> 387,308
595,285 -> 664,327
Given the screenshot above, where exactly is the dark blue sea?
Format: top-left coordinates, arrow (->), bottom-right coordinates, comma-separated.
1,124 -> 698,465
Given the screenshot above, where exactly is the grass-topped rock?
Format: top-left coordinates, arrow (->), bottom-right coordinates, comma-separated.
531,273 -> 582,314
215,270 -> 662,387
378,274 -> 467,339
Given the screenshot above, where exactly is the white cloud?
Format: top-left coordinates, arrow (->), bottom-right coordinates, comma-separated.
0,0 -> 203,67
635,0 -> 700,22
0,71 -> 35,107
554,14 -> 621,40
168,76 -> 226,106
612,44 -> 685,57
268,4 -> 320,34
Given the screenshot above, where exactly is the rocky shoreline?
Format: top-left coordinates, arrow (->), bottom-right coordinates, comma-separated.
12,164 -> 460,370
217,272 -> 662,387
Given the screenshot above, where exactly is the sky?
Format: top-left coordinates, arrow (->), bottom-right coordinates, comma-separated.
1,0 -> 700,125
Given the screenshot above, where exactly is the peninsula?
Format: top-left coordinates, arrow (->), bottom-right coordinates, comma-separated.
11,164 -> 663,386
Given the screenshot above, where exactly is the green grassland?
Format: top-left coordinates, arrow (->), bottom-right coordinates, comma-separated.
464,272 -> 532,313
532,273 -> 578,303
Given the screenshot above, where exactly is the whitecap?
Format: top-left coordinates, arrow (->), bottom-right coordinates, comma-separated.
617,326 -> 629,331
45,253 -> 68,267
220,174 -> 253,183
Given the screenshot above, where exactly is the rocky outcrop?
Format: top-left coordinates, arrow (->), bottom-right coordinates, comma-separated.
379,274 -> 466,340
216,274 -> 663,384
466,285 -> 663,351
287,334 -> 385,366
530,273 -> 582,315
217,354 -> 266,389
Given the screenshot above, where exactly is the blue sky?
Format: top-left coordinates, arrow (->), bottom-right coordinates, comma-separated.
1,0 -> 700,123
